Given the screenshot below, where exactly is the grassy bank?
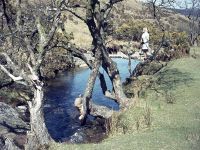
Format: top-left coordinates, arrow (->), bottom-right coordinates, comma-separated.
50,47 -> 200,150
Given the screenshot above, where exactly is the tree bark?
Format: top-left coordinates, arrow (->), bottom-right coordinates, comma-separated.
101,48 -> 129,107
80,52 -> 101,125
26,85 -> 51,149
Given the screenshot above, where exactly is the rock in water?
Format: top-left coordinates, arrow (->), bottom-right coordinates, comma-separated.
70,129 -> 86,143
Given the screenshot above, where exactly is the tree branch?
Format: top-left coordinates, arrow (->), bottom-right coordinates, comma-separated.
1,0 -> 12,33
56,44 -> 93,68
0,53 -> 27,85
103,0 -> 123,12
35,9 -> 62,72
0,64 -> 23,82
61,8 -> 87,22
57,44 -> 109,95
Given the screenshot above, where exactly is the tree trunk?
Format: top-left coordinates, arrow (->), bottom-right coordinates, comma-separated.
98,72 -> 108,95
80,54 -> 101,125
101,48 -> 129,107
26,85 -> 51,149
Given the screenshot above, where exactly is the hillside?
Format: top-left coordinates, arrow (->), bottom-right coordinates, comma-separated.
174,8 -> 200,16
113,0 -> 190,32
63,0 -> 190,49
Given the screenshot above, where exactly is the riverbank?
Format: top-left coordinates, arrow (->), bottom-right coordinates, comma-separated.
50,47 -> 200,150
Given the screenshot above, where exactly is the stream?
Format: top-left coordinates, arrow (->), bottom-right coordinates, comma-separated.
44,58 -> 139,143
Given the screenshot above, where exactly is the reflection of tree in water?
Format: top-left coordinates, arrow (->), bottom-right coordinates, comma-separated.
156,68 -> 193,90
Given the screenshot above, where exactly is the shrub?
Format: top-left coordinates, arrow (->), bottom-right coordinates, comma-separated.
113,20 -> 163,45
113,20 -> 191,60
105,113 -> 128,135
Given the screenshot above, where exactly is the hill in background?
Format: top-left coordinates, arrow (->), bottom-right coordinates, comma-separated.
63,0 -> 191,49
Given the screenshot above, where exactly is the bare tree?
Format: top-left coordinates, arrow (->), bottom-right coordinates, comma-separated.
148,0 -> 200,46
181,0 -> 200,45
55,0 -> 131,124
146,0 -> 176,57
0,0 -> 64,147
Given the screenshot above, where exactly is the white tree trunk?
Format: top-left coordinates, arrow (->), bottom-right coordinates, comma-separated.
26,86 -> 51,149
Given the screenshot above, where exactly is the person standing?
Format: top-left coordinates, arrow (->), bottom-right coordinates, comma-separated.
141,27 -> 149,60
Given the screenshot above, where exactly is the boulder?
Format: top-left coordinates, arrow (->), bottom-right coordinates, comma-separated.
0,102 -> 29,133
0,102 -> 30,150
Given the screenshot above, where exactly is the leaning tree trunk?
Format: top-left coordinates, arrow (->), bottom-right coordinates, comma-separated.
26,85 -> 51,149
80,52 -> 101,124
88,28 -> 129,106
101,47 -> 129,107
87,20 -> 130,106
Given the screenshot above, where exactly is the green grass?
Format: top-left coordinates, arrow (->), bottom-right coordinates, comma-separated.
50,47 -> 200,150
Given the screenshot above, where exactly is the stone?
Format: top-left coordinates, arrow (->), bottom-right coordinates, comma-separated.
0,102 -> 30,134
0,102 -> 30,149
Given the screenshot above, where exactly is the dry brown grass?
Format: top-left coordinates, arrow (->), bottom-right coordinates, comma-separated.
64,18 -> 92,49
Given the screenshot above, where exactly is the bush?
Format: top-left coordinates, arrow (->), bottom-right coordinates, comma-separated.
169,32 -> 189,47
113,20 -> 191,60
114,20 -> 163,45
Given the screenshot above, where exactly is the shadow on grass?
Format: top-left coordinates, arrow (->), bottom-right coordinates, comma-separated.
151,68 -> 194,94
156,69 -> 193,91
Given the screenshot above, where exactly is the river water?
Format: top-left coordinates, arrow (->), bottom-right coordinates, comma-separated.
44,58 -> 139,143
